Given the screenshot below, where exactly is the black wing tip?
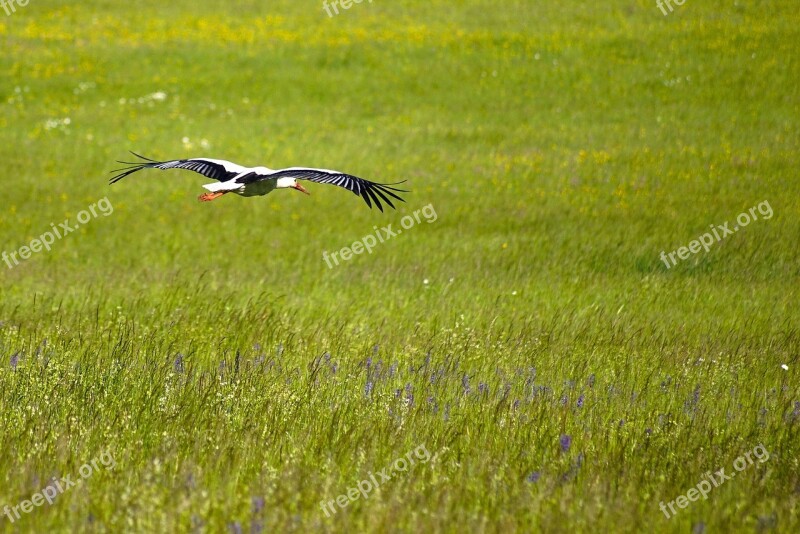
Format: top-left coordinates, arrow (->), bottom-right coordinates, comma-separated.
129,151 -> 158,162
359,181 -> 409,211
109,168 -> 139,184
375,180 -> 410,193
109,151 -> 157,184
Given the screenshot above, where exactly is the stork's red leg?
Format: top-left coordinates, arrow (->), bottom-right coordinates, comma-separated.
198,191 -> 226,202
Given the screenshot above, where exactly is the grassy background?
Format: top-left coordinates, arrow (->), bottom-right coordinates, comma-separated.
1,0 -> 799,532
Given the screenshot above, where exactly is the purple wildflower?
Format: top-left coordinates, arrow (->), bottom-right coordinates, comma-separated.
479,382 -> 488,395
430,368 -> 443,385
756,515 -> 777,530
576,394 -> 585,408
462,374 -> 471,395
758,407 -> 768,426
526,471 -> 541,483
174,353 -> 184,373
661,376 -> 671,390
525,368 -> 537,390
559,434 -> 572,453
251,496 -> 265,514
10,352 -> 19,370
43,478 -> 59,502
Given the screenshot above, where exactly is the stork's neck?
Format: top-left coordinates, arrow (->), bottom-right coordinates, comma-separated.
275,177 -> 296,189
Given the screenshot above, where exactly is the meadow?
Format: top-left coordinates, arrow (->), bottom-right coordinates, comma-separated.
1,0 -> 799,532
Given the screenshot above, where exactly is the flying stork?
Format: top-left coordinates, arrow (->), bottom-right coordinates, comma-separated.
109,153 -> 408,211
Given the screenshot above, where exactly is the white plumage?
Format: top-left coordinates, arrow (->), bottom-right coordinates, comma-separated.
110,153 -> 407,211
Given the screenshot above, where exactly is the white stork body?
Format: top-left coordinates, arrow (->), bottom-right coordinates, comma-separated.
110,153 -> 407,211
201,170 -> 280,197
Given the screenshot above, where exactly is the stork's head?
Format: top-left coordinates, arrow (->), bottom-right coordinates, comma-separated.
276,177 -> 309,195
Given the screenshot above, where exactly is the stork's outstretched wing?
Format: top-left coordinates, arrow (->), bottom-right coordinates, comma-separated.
109,152 -> 247,184
237,167 -> 408,211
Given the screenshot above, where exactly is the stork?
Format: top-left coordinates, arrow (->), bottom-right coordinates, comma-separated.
110,153 -> 407,211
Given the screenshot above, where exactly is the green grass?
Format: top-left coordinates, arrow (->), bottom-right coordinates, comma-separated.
1,0 -> 799,532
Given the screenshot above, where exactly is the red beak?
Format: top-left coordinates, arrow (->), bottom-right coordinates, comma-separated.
293,183 -> 310,195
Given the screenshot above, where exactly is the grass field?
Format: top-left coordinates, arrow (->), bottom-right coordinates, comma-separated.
1,0 -> 799,532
